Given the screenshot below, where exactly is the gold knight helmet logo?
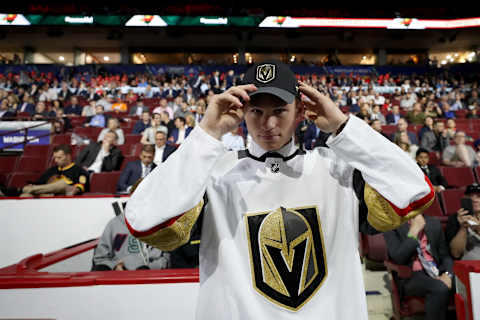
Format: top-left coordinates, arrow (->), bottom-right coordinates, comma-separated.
245,206 -> 327,311
256,64 -> 276,83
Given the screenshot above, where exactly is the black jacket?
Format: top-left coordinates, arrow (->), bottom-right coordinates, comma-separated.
76,142 -> 123,172
419,164 -> 448,188
384,215 -> 453,274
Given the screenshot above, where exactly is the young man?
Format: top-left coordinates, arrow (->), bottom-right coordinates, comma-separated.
125,61 -> 434,319
116,144 -> 157,193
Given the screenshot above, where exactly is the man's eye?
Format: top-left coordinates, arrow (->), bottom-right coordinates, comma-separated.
251,109 -> 262,115
274,109 -> 287,115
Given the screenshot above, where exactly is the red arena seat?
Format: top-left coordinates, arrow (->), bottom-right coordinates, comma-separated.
89,172 -> 122,194
23,145 -> 50,158
16,157 -> 48,173
8,173 -> 41,189
441,188 -> 467,215
439,167 -> 476,188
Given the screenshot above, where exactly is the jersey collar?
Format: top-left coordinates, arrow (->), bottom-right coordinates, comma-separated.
240,138 -> 305,162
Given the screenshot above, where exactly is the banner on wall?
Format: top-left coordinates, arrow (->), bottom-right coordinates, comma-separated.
0,121 -> 51,150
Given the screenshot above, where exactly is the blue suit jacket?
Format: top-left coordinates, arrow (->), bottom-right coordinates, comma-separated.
17,103 -> 35,115
169,127 -> 193,144
116,160 -> 157,192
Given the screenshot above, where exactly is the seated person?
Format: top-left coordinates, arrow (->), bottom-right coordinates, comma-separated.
64,96 -> 83,117
85,105 -> 109,128
76,130 -> 123,173
97,117 -> 125,145
92,202 -> 170,271
129,100 -> 149,116
168,116 -> 192,145
111,97 -> 127,113
132,110 -> 151,134
141,112 -> 168,145
116,144 -> 156,193
153,131 -> 176,165
221,128 -> 245,151
420,120 -> 450,154
384,214 -> 454,320
390,117 -> 418,145
394,131 -> 418,160
442,131 -> 478,167
415,148 -> 448,193
445,184 -> 480,260
21,144 -> 89,197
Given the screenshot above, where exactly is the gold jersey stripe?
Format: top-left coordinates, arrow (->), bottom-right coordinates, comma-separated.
364,183 -> 434,232
138,200 -> 204,251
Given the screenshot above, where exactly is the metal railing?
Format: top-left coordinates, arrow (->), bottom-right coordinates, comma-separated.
0,118 -> 53,152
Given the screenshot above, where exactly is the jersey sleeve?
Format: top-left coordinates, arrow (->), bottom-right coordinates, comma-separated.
327,116 -> 434,232
124,126 -> 226,250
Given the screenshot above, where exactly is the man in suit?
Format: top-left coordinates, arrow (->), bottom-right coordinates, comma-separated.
390,117 -> 418,145
64,96 -> 83,116
116,144 -> 156,193
416,148 -> 448,193
420,120 -> 450,153
384,214 -> 454,320
153,131 -> 176,165
129,100 -> 149,117
386,105 -> 401,124
76,130 -> 123,173
168,116 -> 193,144
16,93 -> 35,115
132,110 -> 151,134
85,105 -> 109,128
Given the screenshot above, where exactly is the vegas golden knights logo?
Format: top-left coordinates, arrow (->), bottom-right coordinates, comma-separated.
245,206 -> 327,311
256,64 -> 276,83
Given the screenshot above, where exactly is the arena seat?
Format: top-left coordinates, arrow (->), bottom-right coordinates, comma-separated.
16,157 -> 48,173
51,134 -> 71,145
125,134 -> 142,145
0,157 -> 19,185
23,145 -> 50,157
428,152 -> 441,166
423,196 -> 446,222
8,172 -> 41,188
73,127 -> 103,137
439,167 -> 476,188
441,187 -> 467,215
89,172 -> 122,194
120,156 -> 137,171
117,144 -> 134,157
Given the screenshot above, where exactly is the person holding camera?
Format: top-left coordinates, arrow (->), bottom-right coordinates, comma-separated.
445,183 -> 480,260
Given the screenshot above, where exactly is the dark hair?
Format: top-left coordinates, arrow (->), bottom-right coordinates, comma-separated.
175,116 -> 186,124
142,144 -> 155,154
53,144 -> 72,155
415,148 -> 429,157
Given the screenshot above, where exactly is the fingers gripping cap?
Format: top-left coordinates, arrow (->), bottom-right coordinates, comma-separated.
244,60 -> 299,104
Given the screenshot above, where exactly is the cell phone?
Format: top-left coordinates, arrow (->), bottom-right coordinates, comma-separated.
460,198 -> 474,216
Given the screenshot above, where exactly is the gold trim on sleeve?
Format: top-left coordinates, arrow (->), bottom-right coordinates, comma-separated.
137,200 -> 204,251
364,183 -> 434,232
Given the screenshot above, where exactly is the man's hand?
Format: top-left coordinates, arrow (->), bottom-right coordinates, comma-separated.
434,186 -> 445,193
114,262 -> 125,271
298,81 -> 348,133
408,214 -> 426,238
200,84 -> 257,140
437,273 -> 452,289
457,208 -> 472,228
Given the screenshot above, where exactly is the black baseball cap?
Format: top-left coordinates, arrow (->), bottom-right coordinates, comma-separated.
465,183 -> 480,195
244,60 -> 299,104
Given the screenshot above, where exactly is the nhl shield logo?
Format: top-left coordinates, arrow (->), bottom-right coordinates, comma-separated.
244,206 -> 327,311
256,64 -> 276,83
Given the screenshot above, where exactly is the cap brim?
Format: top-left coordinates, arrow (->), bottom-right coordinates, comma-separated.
248,87 -> 295,104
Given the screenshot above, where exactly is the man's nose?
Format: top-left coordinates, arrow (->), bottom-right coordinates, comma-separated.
262,115 -> 277,130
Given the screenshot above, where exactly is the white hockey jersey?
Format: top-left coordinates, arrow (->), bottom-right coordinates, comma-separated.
125,116 -> 434,319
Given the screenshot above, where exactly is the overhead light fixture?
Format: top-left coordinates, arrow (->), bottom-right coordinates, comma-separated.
441,60 -> 447,65
59,56 -> 65,61
103,56 -> 110,61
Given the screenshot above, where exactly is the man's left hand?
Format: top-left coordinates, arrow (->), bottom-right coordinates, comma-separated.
298,81 -> 348,133
437,273 -> 452,289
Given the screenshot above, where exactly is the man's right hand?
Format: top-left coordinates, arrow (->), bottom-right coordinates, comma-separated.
457,208 -> 471,228
199,84 -> 257,140
114,262 -> 125,271
408,214 -> 426,238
